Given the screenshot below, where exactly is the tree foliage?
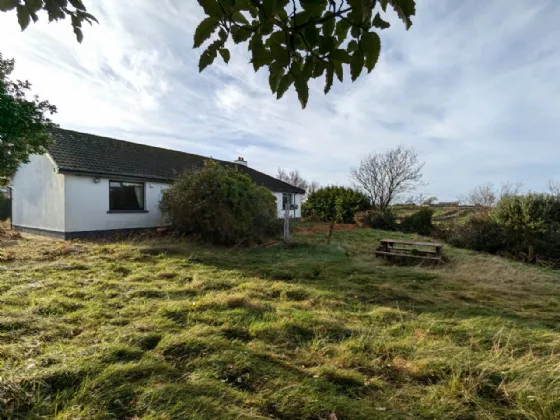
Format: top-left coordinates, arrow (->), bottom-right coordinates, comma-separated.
194,0 -> 416,108
349,144 -> 424,210
0,54 -> 58,185
0,0 -> 97,42
159,161 -> 278,245
303,185 -> 370,223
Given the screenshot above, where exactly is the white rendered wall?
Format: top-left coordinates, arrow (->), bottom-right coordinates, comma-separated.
11,154 -> 65,232
64,175 -> 170,233
274,192 -> 302,218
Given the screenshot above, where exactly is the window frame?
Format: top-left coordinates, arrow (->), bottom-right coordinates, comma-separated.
108,180 -> 147,213
282,193 -> 294,211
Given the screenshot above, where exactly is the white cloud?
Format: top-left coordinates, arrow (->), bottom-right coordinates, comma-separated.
2,0 -> 560,200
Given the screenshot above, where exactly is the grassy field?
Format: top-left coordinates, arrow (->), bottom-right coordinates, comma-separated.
0,224 -> 559,419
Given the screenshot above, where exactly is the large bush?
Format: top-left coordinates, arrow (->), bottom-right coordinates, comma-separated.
160,162 -> 278,245
492,194 -> 560,261
399,207 -> 434,235
439,194 -> 560,263
303,186 -> 370,223
441,213 -> 506,254
354,209 -> 396,230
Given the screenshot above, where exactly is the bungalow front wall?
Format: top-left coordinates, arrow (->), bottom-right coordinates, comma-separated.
11,154 -> 302,239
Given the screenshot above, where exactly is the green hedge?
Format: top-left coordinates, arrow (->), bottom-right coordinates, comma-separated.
303,186 -> 370,223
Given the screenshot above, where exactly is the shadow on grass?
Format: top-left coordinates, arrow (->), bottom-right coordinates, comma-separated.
142,234 -> 560,332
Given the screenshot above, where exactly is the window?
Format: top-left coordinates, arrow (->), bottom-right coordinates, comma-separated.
282,193 -> 293,211
109,181 -> 145,211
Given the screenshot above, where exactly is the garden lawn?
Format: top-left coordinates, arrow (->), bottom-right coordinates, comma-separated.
0,225 -> 559,419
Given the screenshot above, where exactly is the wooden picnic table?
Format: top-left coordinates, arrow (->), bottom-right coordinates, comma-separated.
376,238 -> 443,262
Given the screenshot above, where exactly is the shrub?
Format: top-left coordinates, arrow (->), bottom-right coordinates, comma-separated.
159,162 -> 278,245
304,186 -> 370,223
354,210 -> 396,230
492,194 -> 560,261
399,208 -> 434,236
443,214 -> 506,254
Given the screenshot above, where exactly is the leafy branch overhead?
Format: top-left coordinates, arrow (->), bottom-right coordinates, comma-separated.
0,0 -> 97,43
194,0 -> 415,108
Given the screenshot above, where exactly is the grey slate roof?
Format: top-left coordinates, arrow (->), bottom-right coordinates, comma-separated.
47,129 -> 305,194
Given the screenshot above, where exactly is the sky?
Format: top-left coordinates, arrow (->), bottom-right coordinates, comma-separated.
1,1 -> 560,201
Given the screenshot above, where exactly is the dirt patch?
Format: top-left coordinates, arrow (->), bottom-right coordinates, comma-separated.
0,226 -> 21,243
296,224 -> 357,234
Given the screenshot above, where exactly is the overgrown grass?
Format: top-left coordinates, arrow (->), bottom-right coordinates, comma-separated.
1,224 -> 559,419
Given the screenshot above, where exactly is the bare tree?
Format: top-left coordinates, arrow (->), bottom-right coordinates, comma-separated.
548,180 -> 560,196
349,145 -> 424,210
460,181 -> 523,207
308,180 -> 320,195
276,168 -> 308,190
276,168 -> 319,199
499,181 -> 523,199
459,183 -> 496,207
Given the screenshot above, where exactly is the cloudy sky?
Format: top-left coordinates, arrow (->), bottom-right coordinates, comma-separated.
1,1 -> 559,200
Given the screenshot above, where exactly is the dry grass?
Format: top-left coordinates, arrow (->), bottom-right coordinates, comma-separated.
0,225 -> 559,419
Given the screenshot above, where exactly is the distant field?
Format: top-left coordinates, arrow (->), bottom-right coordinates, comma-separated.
1,225 -> 559,419
392,205 -> 478,223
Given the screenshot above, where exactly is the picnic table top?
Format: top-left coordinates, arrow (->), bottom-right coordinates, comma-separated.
381,239 -> 443,248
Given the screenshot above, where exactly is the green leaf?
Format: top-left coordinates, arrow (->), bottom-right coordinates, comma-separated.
302,55 -> 314,79
385,0 -> 415,29
193,17 -> 219,48
0,0 -> 18,12
312,59 -> 326,78
231,26 -> 253,43
293,69 -> 309,109
276,73 -> 293,99
322,13 -> 335,37
16,4 -> 30,31
268,62 -> 285,93
270,42 -> 290,67
266,30 -> 285,47
73,26 -> 84,43
219,47 -> 231,64
199,41 -> 220,72
332,59 -> 343,82
25,0 -> 42,11
350,49 -> 364,81
372,12 -> 391,29
324,64 -> 334,94
347,39 -> 358,53
304,24 -> 318,47
260,19 -> 274,35
335,19 -> 351,42
232,11 -> 249,24
251,50 -> 273,71
300,0 -> 327,18
361,31 -> 381,73
318,35 -> 335,55
293,11 -> 311,26
263,0 -> 277,16
329,49 -> 350,63
197,0 -> 223,18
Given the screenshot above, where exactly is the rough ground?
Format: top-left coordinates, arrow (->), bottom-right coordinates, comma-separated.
0,225 -> 559,419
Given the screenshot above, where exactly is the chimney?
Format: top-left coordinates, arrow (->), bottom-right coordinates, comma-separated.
234,156 -> 248,167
